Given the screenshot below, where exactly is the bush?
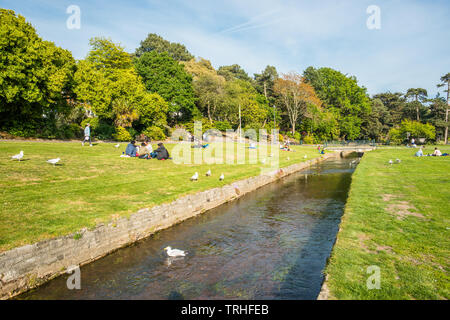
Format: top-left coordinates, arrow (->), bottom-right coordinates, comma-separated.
388,120 -> 436,145
112,126 -> 132,142
303,134 -> 314,145
96,123 -> 115,140
142,126 -> 166,141
214,121 -> 232,132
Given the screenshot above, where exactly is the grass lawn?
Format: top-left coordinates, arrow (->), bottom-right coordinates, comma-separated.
0,140 -> 325,252
324,145 -> 450,300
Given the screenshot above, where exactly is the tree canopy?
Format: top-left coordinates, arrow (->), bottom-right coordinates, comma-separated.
134,51 -> 197,123
135,33 -> 194,61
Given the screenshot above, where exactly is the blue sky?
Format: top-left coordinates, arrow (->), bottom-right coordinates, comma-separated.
2,0 -> 450,97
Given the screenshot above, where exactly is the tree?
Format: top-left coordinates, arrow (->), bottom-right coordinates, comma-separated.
303,67 -> 371,139
274,72 -> 322,135
182,58 -> 226,123
134,51 -> 196,123
87,37 -> 132,72
135,33 -> 193,61
427,96 -> 447,141
254,65 -> 279,102
372,92 -> 406,125
361,98 -> 392,141
437,73 -> 450,144
405,88 -> 428,121
0,9 -> 76,128
218,64 -> 252,82
74,39 -> 168,132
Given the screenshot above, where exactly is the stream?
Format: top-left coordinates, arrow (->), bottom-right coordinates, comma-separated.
18,154 -> 358,300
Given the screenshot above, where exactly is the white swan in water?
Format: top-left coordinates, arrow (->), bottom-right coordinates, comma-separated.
164,246 -> 187,257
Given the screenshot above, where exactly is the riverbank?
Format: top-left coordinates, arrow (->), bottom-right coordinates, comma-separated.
320,146 -> 450,300
0,140 -> 337,299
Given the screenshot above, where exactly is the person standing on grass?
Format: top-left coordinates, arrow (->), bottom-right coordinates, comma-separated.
82,123 -> 92,147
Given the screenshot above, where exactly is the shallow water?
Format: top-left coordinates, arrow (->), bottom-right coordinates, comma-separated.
18,156 -> 356,300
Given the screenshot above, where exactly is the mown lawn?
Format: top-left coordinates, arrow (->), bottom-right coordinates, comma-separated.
0,140 -> 325,252
324,145 -> 450,300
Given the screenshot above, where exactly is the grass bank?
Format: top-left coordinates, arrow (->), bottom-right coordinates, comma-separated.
0,140 -> 326,252
323,146 -> 450,300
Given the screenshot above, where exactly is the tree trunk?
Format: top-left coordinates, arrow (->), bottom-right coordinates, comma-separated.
207,100 -> 212,124
263,82 -> 267,99
445,81 -> 449,144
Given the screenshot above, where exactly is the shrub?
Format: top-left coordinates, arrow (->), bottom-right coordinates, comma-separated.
96,123 -> 115,140
142,126 -> 166,141
214,121 -> 232,132
303,134 -> 314,145
112,126 -> 132,142
388,120 -> 436,145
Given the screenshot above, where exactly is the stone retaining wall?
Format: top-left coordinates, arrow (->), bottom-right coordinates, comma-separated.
0,152 -> 339,299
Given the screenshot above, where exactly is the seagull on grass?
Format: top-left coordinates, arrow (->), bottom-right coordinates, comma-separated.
388,160 -> 393,165
11,151 -> 24,161
206,169 -> 211,177
219,173 -> 225,181
47,158 -> 60,166
164,246 -> 187,257
396,159 -> 401,164
304,155 -> 308,159
115,144 -> 120,148
190,172 -> 199,181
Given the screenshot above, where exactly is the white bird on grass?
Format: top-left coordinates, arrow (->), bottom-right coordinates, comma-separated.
190,172 -> 199,181
115,144 -> 120,148
396,159 -> 401,164
47,158 -> 60,166
164,246 -> 187,257
219,173 -> 225,181
260,158 -> 266,164
389,160 -> 393,165
11,151 -> 24,161
304,155 -> 308,159
206,169 -> 211,177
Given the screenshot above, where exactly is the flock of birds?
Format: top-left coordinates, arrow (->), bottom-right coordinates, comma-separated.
190,170 -> 224,182
11,150 -> 60,166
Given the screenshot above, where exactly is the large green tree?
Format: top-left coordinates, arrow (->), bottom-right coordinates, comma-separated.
134,51 -> 197,123
254,65 -> 279,102
135,33 -> 193,61
0,9 -> 76,128
303,66 -> 371,140
74,38 -> 167,132
405,88 -> 428,121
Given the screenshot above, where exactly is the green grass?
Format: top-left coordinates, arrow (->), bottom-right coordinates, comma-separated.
324,145 -> 450,300
0,140 -> 326,252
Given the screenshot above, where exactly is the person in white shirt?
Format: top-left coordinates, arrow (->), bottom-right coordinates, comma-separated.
433,148 -> 442,156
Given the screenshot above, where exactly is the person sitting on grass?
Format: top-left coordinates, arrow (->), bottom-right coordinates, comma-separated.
125,140 -> 137,157
415,147 -> 424,157
153,142 -> 170,160
138,142 -> 152,159
432,147 -> 442,157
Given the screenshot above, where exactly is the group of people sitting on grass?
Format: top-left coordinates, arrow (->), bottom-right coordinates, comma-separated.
124,140 -> 170,160
415,147 -> 448,157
